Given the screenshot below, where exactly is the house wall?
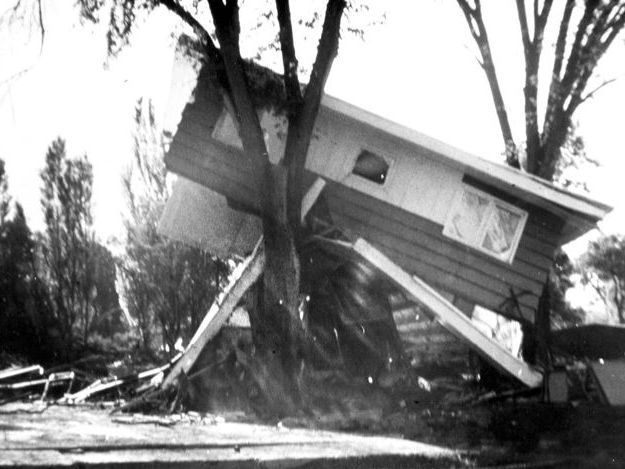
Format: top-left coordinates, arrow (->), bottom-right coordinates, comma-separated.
165,78 -> 560,321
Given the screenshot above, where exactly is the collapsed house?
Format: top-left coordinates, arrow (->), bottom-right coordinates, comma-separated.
158,63 -> 611,395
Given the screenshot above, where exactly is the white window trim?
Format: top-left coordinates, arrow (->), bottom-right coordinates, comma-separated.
443,184 -> 528,264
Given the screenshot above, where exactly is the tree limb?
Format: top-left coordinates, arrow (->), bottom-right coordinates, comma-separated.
158,0 -> 220,63
579,77 -> 618,104
538,0 -> 625,180
543,0 -> 574,139
554,1 -> 596,115
516,0 -> 531,56
207,0 -> 266,159
37,0 -> 44,53
517,0 -> 552,174
275,0 -> 302,107
207,0 -> 276,233
284,0 -> 346,229
457,0 -> 518,168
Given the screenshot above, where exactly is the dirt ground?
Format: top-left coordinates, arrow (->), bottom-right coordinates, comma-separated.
0,402 -> 465,468
2,399 -> 624,468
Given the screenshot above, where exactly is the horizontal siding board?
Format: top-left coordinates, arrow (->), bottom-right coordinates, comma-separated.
331,208 -> 543,308
172,130 -> 254,182
168,95 -> 558,321
165,139 -> 258,210
175,128 -> 256,179
328,195 -> 546,291
521,220 -> 560,254
166,135 -> 544,318
331,210 -> 536,317
175,94 -> 558,264
326,181 -> 553,275
182,106 -> 222,131
328,179 -> 556,263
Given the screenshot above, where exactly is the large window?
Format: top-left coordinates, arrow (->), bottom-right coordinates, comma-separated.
443,185 -> 528,263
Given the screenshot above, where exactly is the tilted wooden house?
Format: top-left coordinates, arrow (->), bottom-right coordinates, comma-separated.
160,65 -> 611,387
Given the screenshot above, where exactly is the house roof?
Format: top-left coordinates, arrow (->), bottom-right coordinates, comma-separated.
321,95 -> 612,226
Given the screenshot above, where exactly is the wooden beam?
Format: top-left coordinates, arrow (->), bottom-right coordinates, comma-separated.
161,239 -> 265,390
352,238 -> 543,388
0,365 -> 43,381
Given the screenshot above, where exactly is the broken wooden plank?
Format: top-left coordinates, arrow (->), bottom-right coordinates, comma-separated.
62,362 -> 175,404
161,239 -> 265,389
0,365 -> 43,381
352,238 -> 543,388
301,177 -> 326,223
0,378 -> 48,390
40,372 -> 75,402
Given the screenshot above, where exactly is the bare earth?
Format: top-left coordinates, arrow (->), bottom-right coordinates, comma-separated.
0,403 -> 464,468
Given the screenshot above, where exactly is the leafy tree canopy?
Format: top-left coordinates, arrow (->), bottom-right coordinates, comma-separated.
579,234 -> 625,324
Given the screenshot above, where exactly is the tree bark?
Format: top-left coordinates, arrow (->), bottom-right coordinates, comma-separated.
206,0 -> 347,415
457,0 -> 519,167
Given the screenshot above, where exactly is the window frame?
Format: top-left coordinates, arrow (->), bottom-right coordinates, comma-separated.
351,149 -> 391,186
346,147 -> 395,192
442,184 -> 528,264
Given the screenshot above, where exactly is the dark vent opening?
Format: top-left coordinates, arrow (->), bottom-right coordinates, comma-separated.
352,150 -> 389,185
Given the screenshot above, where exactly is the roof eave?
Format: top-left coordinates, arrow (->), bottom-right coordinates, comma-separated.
321,95 -> 613,223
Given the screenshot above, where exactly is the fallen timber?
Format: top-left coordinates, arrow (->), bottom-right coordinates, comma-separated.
0,365 -> 43,381
61,361 -> 176,404
159,230 -> 542,398
350,238 -> 543,388
161,238 -> 265,390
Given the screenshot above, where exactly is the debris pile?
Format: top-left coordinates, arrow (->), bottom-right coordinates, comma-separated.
0,354 -> 181,407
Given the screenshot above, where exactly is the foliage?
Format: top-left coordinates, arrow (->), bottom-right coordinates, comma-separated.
0,160 -> 9,222
38,138 -> 121,357
0,159 -> 54,362
552,125 -> 599,193
119,98 -> 226,355
579,234 -> 625,323
549,249 -> 585,329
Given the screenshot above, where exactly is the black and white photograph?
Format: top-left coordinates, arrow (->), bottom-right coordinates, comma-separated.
1,1 -> 624,467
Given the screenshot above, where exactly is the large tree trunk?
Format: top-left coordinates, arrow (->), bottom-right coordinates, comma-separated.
254,162 -> 303,415
202,0 -> 345,416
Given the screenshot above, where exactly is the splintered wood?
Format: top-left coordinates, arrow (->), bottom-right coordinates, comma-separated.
161,239 -> 265,389
351,238 -> 543,388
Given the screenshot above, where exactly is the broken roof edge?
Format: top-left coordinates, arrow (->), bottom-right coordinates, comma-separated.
321,94 -> 612,223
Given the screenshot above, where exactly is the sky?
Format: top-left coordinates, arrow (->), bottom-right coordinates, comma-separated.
0,0 -> 624,251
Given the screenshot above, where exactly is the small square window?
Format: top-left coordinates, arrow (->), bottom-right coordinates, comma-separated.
443,185 -> 527,263
352,150 -> 389,185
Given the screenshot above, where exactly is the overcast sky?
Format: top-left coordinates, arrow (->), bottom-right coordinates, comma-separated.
1,1 -> 623,248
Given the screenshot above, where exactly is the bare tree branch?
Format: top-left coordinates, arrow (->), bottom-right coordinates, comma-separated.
158,0 -> 220,63
285,0 -> 346,229
580,77 -> 618,103
207,0 -> 269,200
275,0 -> 302,108
516,0 -> 552,174
543,0 -> 574,139
36,0 -> 44,52
516,0 -> 531,54
457,0 -> 518,167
